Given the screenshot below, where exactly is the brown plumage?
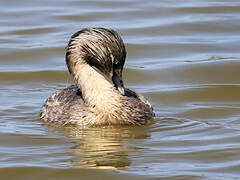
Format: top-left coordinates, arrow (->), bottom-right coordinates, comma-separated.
40,28 -> 154,127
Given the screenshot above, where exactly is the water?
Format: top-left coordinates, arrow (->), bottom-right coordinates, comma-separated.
1,0 -> 240,179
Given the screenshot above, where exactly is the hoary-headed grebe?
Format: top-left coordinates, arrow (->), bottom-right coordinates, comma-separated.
40,28 -> 154,127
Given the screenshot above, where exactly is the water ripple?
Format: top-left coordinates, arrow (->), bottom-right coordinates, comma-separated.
1,0 -> 240,179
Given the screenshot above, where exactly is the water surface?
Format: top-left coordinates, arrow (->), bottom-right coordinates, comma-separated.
1,0 -> 240,179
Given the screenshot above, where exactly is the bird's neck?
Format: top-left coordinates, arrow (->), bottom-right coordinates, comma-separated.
73,63 -> 121,111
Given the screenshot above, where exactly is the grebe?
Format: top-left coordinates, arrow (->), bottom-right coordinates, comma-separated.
40,28 -> 154,127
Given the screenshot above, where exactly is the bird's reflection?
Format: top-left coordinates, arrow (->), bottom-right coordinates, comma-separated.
47,124 -> 151,170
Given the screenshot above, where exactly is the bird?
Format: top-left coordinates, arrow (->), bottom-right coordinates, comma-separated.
40,27 -> 154,127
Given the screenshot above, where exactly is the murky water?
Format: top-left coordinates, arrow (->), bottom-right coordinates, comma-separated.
1,0 -> 240,179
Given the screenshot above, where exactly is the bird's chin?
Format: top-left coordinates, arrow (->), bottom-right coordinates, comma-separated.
118,86 -> 125,96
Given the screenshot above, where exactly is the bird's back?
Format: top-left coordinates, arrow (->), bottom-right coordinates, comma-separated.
40,85 -> 154,126
40,85 -> 89,125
